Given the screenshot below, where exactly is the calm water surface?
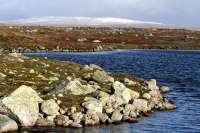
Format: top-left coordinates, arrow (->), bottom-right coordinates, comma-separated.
24,50 -> 200,133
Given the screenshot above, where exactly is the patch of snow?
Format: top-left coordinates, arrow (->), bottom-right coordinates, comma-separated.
3,16 -> 163,27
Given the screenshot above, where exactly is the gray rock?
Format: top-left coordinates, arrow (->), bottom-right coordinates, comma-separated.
97,113 -> 108,123
142,93 -> 151,100
41,99 -> 60,116
146,79 -> 158,90
29,69 -> 35,74
64,79 -> 97,95
54,115 -> 72,126
84,111 -> 100,126
124,78 -> 136,86
35,118 -> 55,127
49,76 -> 59,81
83,65 -> 93,72
123,104 -> 136,115
132,99 -> 148,113
0,73 -> 6,78
89,64 -> 103,71
92,70 -> 114,83
160,102 -> 176,110
70,122 -> 83,128
112,81 -> 139,103
71,112 -> 84,124
2,85 -> 43,127
0,114 -> 18,133
111,110 -> 123,122
82,98 -> 103,113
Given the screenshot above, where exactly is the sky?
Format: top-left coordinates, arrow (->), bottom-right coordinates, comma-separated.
0,0 -> 199,26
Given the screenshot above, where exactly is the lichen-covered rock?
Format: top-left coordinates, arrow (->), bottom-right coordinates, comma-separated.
124,78 -> 136,86
146,79 -> 158,90
132,99 -> 149,113
142,93 -> 151,100
54,115 -> 72,126
111,110 -> 123,122
64,79 -> 97,95
0,73 -> 6,78
70,122 -> 83,128
2,85 -> 43,127
130,90 -> 140,99
84,111 -> 100,126
97,113 -> 108,123
89,64 -> 103,71
123,104 -> 137,121
41,99 -> 60,116
92,70 -> 114,83
0,114 -> 18,133
71,112 -> 84,124
82,98 -> 103,113
112,81 -> 139,103
35,118 -> 55,127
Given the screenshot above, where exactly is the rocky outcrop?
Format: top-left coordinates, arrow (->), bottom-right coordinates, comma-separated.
0,114 -> 18,133
2,85 -> 43,127
0,58 -> 176,131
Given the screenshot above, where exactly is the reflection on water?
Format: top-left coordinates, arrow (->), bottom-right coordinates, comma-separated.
24,50 -> 200,133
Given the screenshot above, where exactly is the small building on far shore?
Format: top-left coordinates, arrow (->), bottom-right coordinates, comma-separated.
92,40 -> 102,43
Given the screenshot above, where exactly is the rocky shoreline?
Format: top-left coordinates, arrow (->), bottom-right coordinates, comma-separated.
0,53 -> 176,132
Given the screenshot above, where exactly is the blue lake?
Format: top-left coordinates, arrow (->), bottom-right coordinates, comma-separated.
24,50 -> 200,133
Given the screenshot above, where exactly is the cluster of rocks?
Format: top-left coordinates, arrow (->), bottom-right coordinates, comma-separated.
0,63 -> 175,132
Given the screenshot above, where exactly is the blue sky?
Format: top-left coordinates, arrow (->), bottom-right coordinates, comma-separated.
0,0 -> 199,26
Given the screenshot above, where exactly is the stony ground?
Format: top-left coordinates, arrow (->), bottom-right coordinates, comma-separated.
0,53 -> 176,132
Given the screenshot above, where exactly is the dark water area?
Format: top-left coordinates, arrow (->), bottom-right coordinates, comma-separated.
24,50 -> 200,133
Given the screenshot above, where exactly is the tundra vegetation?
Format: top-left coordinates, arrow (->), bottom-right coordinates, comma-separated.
0,26 -> 200,53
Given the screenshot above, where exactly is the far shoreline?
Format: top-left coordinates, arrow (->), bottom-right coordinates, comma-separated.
21,48 -> 200,55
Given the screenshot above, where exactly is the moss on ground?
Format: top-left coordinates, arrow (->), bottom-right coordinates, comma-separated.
0,54 -> 148,110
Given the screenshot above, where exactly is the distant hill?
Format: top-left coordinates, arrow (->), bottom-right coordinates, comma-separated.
3,16 -> 163,28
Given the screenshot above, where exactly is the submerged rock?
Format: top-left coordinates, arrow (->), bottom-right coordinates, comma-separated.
159,86 -> 171,93
0,114 -> 18,133
160,102 -> 176,110
2,85 -> 43,127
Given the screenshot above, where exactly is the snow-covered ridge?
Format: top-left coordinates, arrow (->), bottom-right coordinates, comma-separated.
4,16 -> 163,27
